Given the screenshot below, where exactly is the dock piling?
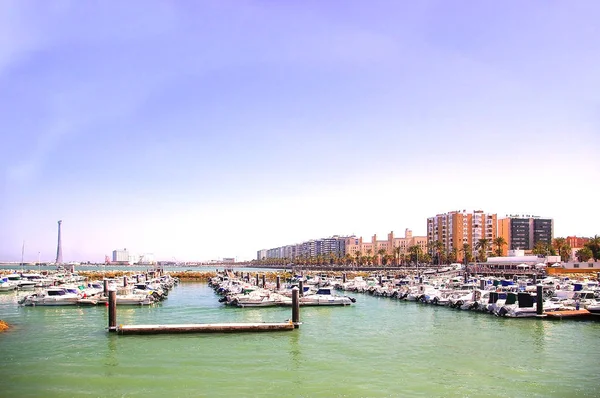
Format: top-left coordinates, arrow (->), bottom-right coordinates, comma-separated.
108,290 -> 117,332
299,280 -> 304,297
536,285 -> 544,315
255,273 -> 259,286
262,274 -> 266,288
292,287 -> 300,327
276,275 -> 281,290
123,276 -> 128,287
103,279 -> 109,295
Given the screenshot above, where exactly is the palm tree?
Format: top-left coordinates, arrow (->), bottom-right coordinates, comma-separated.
584,235 -> 600,261
448,247 -> 458,264
552,237 -> 572,262
408,245 -> 421,265
377,248 -> 386,267
475,238 -> 490,262
393,245 -> 401,266
434,240 -> 444,265
493,237 -> 507,257
461,243 -> 472,265
366,249 -> 373,267
355,251 -> 362,267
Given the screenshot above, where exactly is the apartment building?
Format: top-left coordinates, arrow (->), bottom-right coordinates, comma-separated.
427,210 -> 497,262
344,229 -> 427,265
497,215 -> 554,254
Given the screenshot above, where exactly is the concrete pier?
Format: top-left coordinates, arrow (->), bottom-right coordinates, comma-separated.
117,322 -> 294,335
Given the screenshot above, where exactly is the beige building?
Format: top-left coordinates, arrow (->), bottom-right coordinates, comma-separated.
427,210 -> 497,263
345,229 -> 427,265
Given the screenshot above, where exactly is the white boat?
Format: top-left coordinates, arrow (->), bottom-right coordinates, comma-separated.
18,287 -> 81,306
235,292 -> 291,308
0,276 -> 19,292
297,287 -> 355,306
5,274 -> 37,290
97,293 -> 156,306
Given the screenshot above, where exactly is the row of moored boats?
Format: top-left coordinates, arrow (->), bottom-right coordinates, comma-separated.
0,271 -> 178,306
209,274 -> 356,307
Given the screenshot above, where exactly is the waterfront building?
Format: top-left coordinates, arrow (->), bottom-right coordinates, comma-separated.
257,249 -> 268,261
112,248 -> 154,265
344,229 -> 427,265
112,248 -> 130,263
566,236 -> 591,261
257,235 -> 359,263
427,210 -> 497,263
497,215 -> 554,254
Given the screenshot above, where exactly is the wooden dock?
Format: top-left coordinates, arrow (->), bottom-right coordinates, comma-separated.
544,309 -> 592,319
117,321 -> 295,335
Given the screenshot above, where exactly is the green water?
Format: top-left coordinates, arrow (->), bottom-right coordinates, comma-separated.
1,282 -> 598,397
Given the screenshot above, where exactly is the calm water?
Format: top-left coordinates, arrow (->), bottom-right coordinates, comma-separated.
1,282 -> 598,397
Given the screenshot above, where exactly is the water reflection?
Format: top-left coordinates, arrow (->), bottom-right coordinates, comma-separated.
288,330 -> 301,370
104,335 -> 119,373
531,319 -> 549,353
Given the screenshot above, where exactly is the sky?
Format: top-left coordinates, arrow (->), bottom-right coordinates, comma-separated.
1,1 -> 599,263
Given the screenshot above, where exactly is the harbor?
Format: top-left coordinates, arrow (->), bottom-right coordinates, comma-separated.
1,268 -> 599,397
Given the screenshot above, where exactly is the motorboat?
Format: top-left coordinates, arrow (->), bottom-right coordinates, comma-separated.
5,274 -> 37,290
235,292 -> 291,308
297,287 -> 355,306
18,287 -> 81,306
97,293 -> 156,306
0,276 -> 19,292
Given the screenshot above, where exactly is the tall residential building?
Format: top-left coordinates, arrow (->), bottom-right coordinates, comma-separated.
497,215 -> 554,254
427,210 -> 497,262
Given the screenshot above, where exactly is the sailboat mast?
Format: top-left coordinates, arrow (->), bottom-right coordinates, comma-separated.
21,240 -> 25,271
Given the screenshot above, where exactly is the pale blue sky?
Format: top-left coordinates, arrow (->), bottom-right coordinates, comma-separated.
1,1 -> 599,262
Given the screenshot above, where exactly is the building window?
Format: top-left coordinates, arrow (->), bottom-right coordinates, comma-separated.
574,264 -> 579,268
589,263 -> 594,268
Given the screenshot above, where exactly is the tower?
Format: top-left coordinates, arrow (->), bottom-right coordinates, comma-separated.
56,220 -> 63,264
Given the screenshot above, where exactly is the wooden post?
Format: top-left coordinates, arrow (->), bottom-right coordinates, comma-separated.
123,276 -> 128,287
255,273 -> 259,286
108,290 -> 117,332
536,285 -> 544,315
378,275 -> 382,286
262,274 -> 266,288
299,280 -> 304,297
342,273 -> 346,283
135,275 -> 140,283
292,287 -> 300,327
103,279 -> 109,295
276,275 -> 281,290
533,274 -> 537,285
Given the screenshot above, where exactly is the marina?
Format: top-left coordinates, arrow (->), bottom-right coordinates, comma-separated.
1,268 -> 599,397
